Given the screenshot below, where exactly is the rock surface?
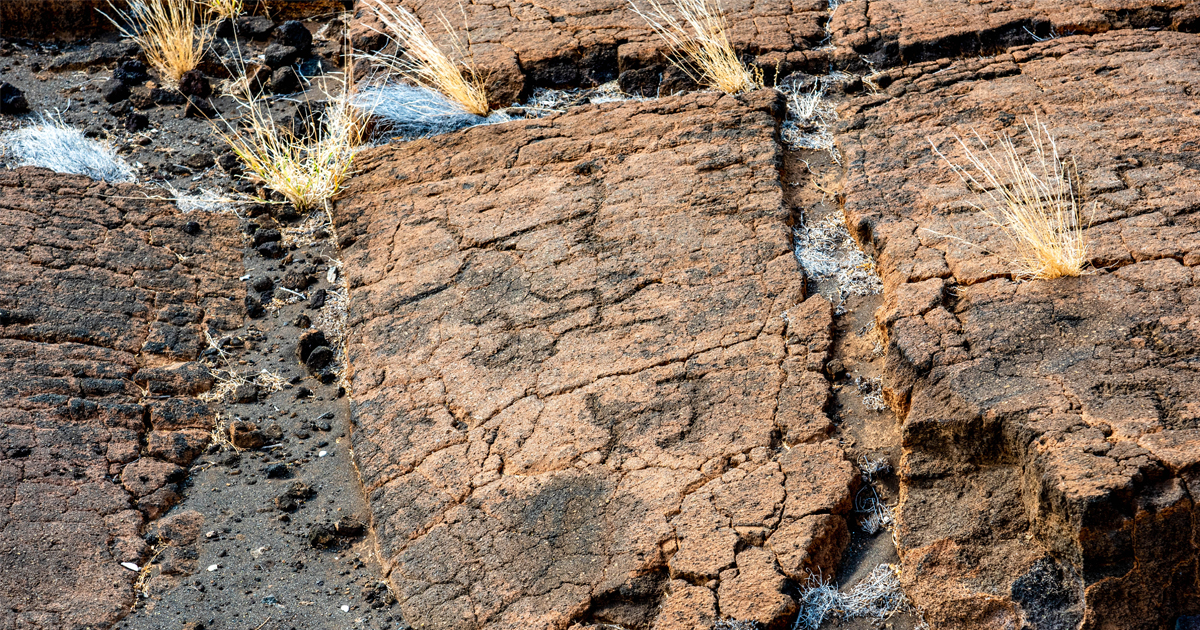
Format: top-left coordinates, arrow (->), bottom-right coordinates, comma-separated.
830,0 -> 1200,69
334,91 -> 854,630
352,0 -> 835,101
0,169 -> 243,629
837,30 -> 1200,629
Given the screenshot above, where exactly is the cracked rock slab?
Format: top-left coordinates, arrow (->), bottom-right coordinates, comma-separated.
352,0 -> 834,103
0,168 -> 244,630
335,91 -> 854,630
837,30 -> 1200,629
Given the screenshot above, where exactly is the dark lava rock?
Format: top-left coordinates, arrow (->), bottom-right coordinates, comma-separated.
281,270 -> 314,290
129,87 -> 156,109
123,111 -> 149,131
263,43 -> 299,69
295,386 -> 313,399
308,288 -> 327,310
113,59 -> 149,84
256,241 -> 285,259
183,152 -> 215,170
252,228 -> 282,247
152,88 -> 187,105
100,79 -> 129,103
0,82 -> 29,114
232,382 -> 258,403
263,423 -> 284,441
308,524 -> 336,547
335,515 -> 365,537
217,152 -> 241,173
244,294 -> 266,318
294,314 -> 311,328
305,346 -> 334,372
182,221 -> 201,235
269,66 -> 300,94
229,421 -> 265,449
274,21 -> 313,52
296,329 -> 328,364
250,276 -> 274,292
236,15 -> 276,39
264,463 -> 290,479
184,98 -> 218,119
49,41 -> 138,71
178,69 -> 212,98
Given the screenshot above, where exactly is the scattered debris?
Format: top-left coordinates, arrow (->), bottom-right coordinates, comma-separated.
793,212 -> 883,313
793,564 -> 914,629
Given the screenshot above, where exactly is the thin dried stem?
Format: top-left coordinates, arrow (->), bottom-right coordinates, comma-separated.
101,0 -> 210,85
363,0 -> 490,116
930,118 -> 1089,280
627,0 -> 760,94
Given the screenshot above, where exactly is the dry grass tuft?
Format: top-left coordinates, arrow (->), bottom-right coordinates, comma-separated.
204,0 -> 243,20
930,118 -> 1089,280
363,0 -> 490,116
215,75 -> 364,212
102,0 -> 210,85
628,0 -> 760,95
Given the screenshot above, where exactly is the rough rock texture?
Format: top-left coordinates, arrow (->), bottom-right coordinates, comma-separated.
830,0 -> 1200,69
0,168 -> 243,629
352,0 -> 835,102
837,30 -> 1200,629
335,91 -> 856,630
0,0 -> 350,39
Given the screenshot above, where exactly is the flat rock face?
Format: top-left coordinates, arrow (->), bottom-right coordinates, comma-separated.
0,169 -> 243,629
335,91 -> 855,630
830,0 -> 1200,69
837,30 -> 1200,629
352,0 -> 834,101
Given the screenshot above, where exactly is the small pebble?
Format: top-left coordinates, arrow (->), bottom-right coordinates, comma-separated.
319,450 -> 328,457
120,562 -> 140,572
207,564 -> 219,572
341,605 -> 350,612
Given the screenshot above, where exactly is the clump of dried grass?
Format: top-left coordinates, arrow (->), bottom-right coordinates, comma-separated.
628,0 -> 761,95
102,0 -> 210,85
363,0 -> 490,116
793,564 -> 912,629
216,76 -> 363,212
204,0 -> 243,20
930,119 -> 1089,280
793,212 -> 882,314
780,79 -> 839,161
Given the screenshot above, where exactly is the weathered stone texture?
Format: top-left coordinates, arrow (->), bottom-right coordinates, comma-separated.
837,30 -> 1200,629
0,169 -> 243,630
335,91 -> 854,630
352,0 -> 834,102
830,0 -> 1200,69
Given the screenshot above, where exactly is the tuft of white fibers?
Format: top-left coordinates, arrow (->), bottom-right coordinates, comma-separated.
855,376 -> 889,412
793,564 -> 912,630
520,81 -> 644,115
793,211 -> 882,313
353,84 -> 512,141
779,78 -> 840,162
166,184 -> 237,214
2,115 -> 135,182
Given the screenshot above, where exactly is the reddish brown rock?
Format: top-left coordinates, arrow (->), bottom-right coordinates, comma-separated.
0,168 -> 243,629
837,30 -> 1200,629
335,91 -> 853,630
830,0 -> 1200,69
353,0 -> 833,98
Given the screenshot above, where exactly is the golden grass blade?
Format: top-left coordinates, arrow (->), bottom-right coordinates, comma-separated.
362,0 -> 490,116
101,0 -> 210,85
930,118 -> 1089,280
213,47 -> 367,213
627,0 -> 760,95
204,0 -> 244,20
